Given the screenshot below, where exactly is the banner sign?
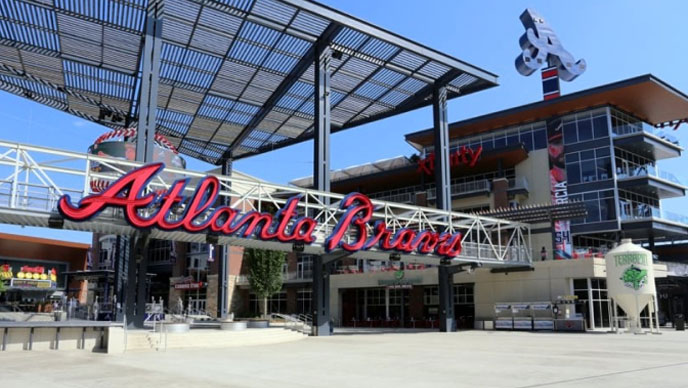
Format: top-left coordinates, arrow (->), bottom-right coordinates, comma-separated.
174,282 -> 204,290
416,146 -> 482,175
547,118 -> 572,259
10,278 -> 55,289
58,163 -> 463,259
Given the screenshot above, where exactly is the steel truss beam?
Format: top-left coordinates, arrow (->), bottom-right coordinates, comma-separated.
0,140 -> 533,267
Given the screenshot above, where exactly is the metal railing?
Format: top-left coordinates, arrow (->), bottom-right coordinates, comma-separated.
619,200 -> 688,226
616,160 -> 686,187
271,312 -> 312,335
369,191 -> 414,204
427,179 -> 491,200
611,120 -> 680,146
0,140 -> 532,266
508,177 -> 529,192
237,270 -> 314,285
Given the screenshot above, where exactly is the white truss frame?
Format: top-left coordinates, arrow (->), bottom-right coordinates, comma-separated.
0,140 -> 532,267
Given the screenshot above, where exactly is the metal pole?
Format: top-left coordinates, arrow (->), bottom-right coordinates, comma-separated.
132,1 -> 162,328
438,265 -> 455,332
217,157 -> 232,319
135,0 -> 163,163
313,41 -> 331,197
312,256 -> 331,336
125,237 -> 137,328
134,234 -> 151,328
432,85 -> 451,212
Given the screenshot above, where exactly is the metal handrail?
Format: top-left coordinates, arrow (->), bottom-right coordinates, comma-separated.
271,313 -> 312,335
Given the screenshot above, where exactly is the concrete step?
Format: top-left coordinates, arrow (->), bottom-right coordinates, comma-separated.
123,328 -> 306,352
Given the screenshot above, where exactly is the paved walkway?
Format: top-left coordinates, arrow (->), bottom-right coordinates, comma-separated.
2,329 -> 687,387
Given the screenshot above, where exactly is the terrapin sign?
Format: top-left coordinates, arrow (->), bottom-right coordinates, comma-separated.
58,163 -> 463,259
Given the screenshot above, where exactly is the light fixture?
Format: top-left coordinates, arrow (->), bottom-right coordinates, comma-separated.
389,252 -> 401,262
206,233 -> 219,245
48,212 -> 64,229
292,241 -> 305,253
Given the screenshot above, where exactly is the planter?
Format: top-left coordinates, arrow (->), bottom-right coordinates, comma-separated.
219,321 -> 247,331
155,322 -> 190,333
246,320 -> 270,329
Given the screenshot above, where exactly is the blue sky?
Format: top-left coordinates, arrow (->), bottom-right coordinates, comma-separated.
1,0 -> 687,244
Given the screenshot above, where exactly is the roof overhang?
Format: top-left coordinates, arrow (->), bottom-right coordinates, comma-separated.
291,144 -> 528,193
406,75 -> 688,148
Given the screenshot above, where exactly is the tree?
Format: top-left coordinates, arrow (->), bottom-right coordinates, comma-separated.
245,248 -> 285,318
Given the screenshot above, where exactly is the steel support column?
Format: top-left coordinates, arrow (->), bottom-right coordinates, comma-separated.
131,2 -> 163,328
313,42 -> 332,195
433,84 -> 453,332
135,1 -> 163,163
312,255 -> 332,336
311,252 -> 349,336
432,85 -> 451,212
125,237 -> 139,327
438,265 -> 456,332
217,157 -> 233,319
133,233 -> 151,328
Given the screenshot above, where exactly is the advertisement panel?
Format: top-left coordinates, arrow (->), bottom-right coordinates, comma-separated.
547,118 -> 572,259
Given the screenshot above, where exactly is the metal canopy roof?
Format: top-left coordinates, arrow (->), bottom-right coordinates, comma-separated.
0,0 -> 498,164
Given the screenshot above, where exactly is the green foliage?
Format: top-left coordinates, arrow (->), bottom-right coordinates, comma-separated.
245,248 -> 285,300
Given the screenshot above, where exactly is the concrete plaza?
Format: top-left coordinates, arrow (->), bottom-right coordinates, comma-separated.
2,329 -> 687,388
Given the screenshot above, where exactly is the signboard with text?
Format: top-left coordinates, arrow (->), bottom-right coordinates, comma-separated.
57,163 -> 465,260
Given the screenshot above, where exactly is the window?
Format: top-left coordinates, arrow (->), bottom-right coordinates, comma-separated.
610,108 -> 679,145
494,134 -> 506,148
453,284 -> 474,304
365,288 -> 386,320
533,129 -> 547,149
296,255 -> 313,279
570,190 -> 616,224
565,147 -> 613,184
564,121 -> 578,144
98,235 -> 117,270
149,239 -> 175,265
618,190 -> 660,220
424,286 -> 439,305
366,288 -> 386,306
189,243 -> 209,253
444,121 -> 548,155
572,278 -> 610,329
297,288 -> 312,315
593,115 -> 609,138
577,118 -> 593,141
562,109 -> 609,145
506,131 -> 519,146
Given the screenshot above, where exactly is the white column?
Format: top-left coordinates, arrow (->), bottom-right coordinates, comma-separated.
587,278 -> 595,330
385,288 -> 390,319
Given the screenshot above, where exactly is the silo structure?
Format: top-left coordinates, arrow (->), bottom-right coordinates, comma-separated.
605,239 -> 660,334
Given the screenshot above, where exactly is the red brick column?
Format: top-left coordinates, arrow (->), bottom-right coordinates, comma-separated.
492,178 -> 509,210
409,286 -> 424,320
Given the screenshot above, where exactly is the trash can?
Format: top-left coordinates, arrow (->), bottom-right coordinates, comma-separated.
54,311 -> 66,321
675,314 -> 685,331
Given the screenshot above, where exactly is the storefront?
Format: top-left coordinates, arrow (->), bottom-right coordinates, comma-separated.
329,258 -> 667,331
0,232 -> 88,313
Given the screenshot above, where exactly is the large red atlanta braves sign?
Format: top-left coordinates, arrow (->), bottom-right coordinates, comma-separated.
58,164 -> 463,258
